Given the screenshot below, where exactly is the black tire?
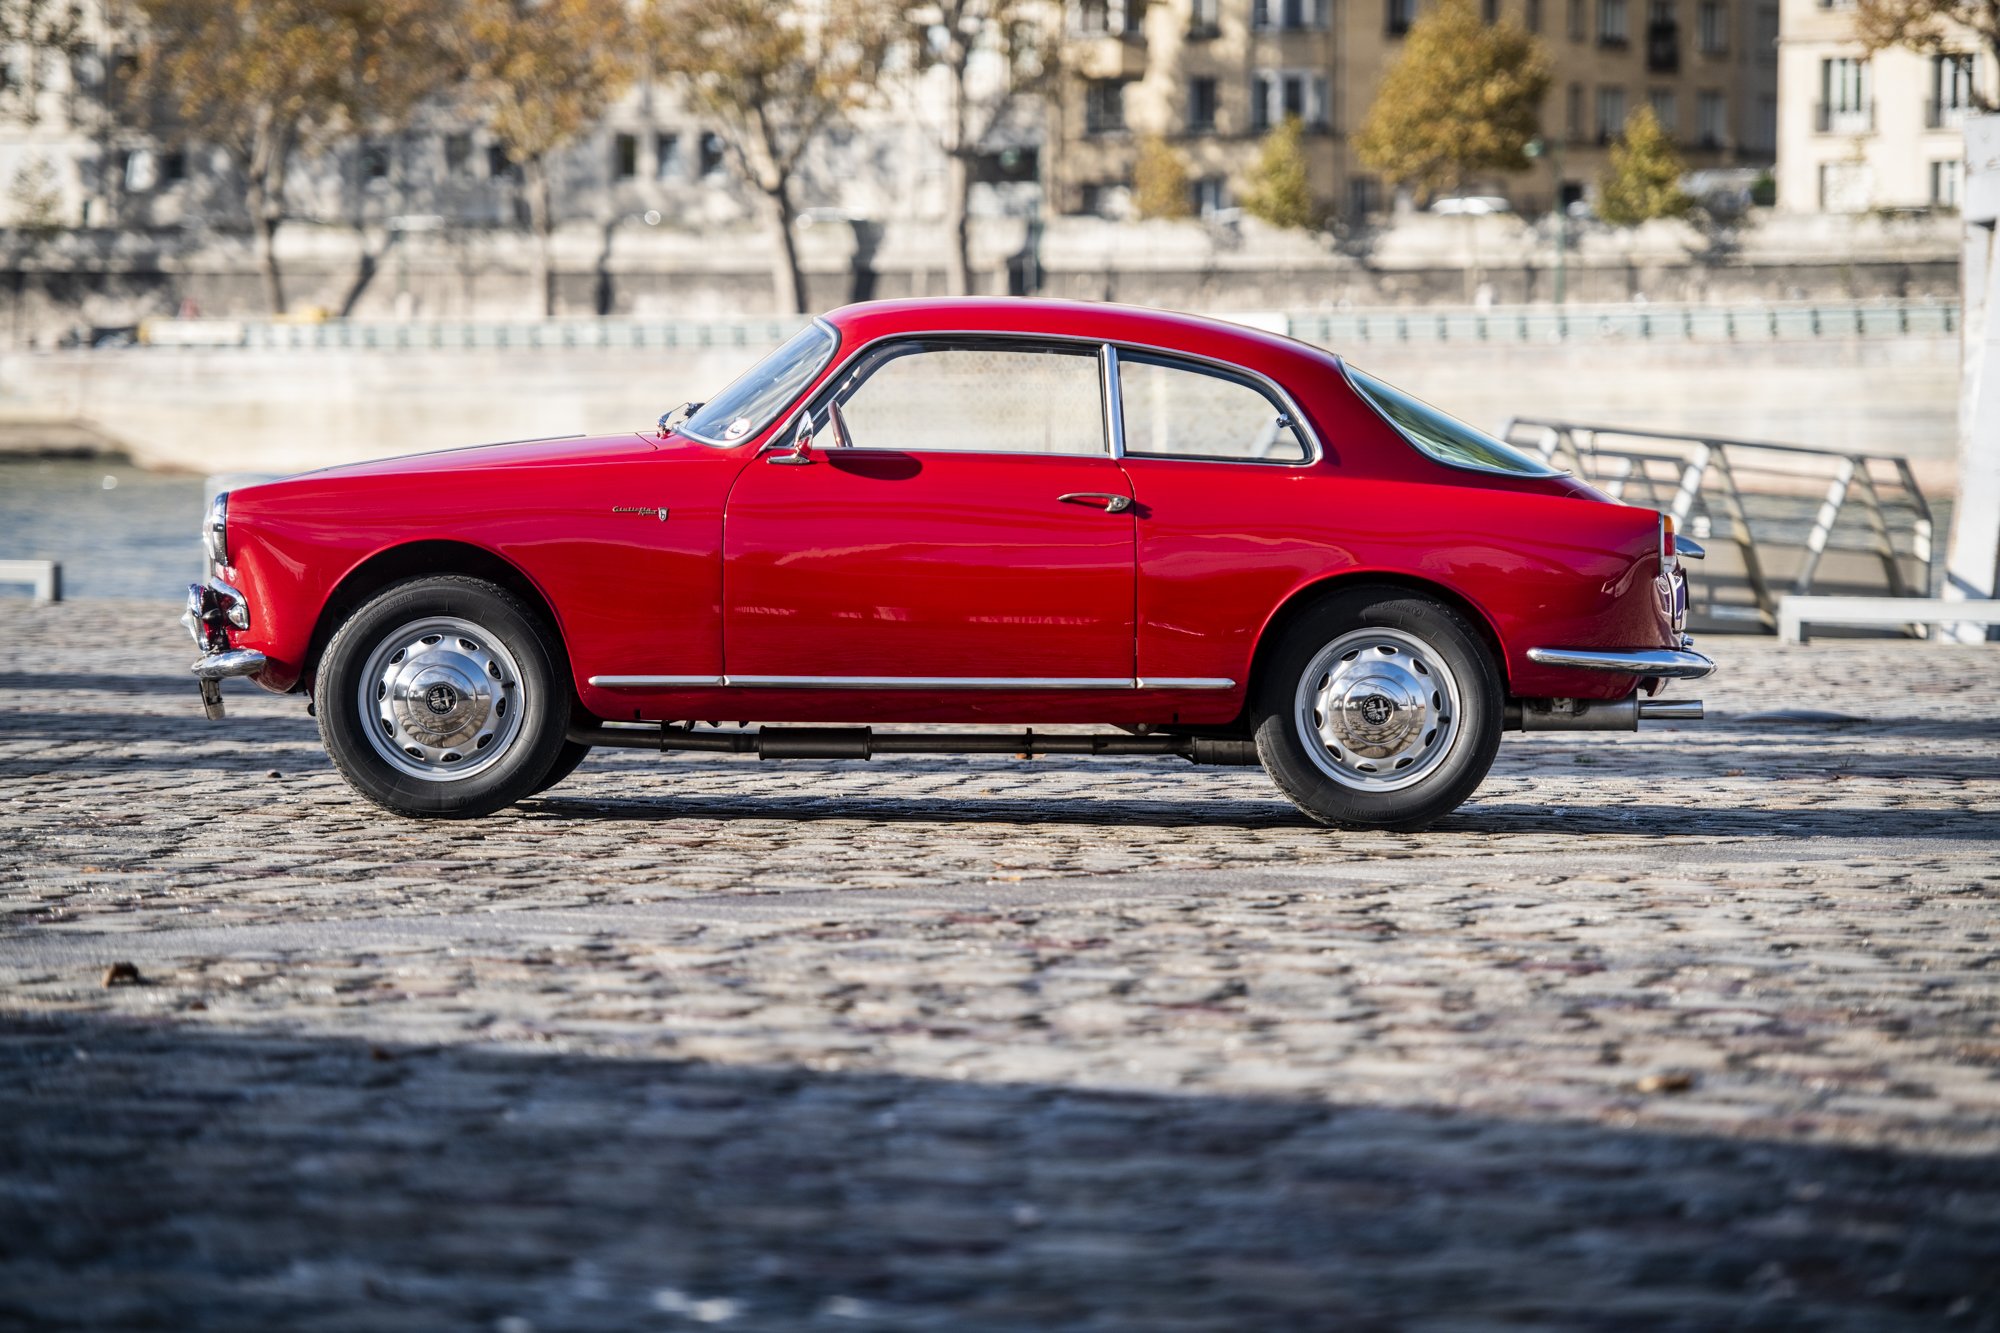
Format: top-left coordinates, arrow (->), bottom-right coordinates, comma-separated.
1252,588 -> 1503,831
531,739 -> 593,795
316,575 -> 569,819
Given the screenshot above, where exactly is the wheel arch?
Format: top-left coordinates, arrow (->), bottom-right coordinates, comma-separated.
1247,571 -> 1511,706
303,540 -> 571,692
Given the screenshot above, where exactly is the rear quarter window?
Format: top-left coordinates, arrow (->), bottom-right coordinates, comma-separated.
1345,365 -> 1561,478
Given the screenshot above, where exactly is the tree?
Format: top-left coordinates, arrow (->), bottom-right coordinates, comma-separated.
1854,0 -> 1998,102
651,0 -> 897,314
1355,0 -> 1551,200
1596,105 -> 1692,226
1243,116 -> 1314,230
897,0 -> 1053,295
1132,133 -> 1192,220
454,0 -> 637,317
0,1 -> 85,128
7,153 -> 65,234
135,0 -> 451,314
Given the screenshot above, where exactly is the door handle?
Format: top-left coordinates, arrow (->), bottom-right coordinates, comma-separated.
1058,492 -> 1133,514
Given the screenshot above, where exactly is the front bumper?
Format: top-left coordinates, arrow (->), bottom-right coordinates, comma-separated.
1524,646 -> 1716,680
183,578 -> 263,719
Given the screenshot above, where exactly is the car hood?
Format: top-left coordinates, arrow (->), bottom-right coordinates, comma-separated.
296,431 -> 665,482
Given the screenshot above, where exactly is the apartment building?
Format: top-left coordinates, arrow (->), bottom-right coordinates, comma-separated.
1050,0 -> 1779,219
1775,0 -> 1986,212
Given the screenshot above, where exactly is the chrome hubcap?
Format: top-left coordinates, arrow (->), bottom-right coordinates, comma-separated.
1295,627 -> 1461,792
357,616 -> 525,782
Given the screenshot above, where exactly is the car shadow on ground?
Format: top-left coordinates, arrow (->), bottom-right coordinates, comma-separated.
2,1013 -> 1993,1331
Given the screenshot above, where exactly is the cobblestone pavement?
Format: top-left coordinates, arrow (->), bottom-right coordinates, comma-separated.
3,599 -> 1999,1331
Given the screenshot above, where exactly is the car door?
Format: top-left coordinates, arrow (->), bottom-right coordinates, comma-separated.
1114,349 -> 1322,689
722,337 -> 1137,685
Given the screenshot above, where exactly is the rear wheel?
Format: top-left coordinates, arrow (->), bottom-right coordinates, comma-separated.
1252,589 -> 1503,830
317,575 -> 568,818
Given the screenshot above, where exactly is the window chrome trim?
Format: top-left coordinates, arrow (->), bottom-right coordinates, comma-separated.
588,674 -> 1238,691
797,327 -> 1325,465
1101,343 -> 1126,459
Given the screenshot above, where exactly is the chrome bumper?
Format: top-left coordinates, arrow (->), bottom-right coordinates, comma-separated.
1526,646 -> 1716,680
190,648 -> 266,721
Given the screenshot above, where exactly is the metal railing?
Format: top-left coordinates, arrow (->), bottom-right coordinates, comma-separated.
1286,300 -> 1957,347
1498,417 -> 1936,630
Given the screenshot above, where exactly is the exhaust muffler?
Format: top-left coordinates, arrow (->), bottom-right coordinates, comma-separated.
1508,694 -> 1704,731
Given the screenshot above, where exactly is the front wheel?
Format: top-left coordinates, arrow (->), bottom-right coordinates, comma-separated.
1252,589 -> 1503,831
316,575 -> 569,818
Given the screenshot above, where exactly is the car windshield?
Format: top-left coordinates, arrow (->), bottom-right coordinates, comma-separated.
1345,366 -> 1561,477
679,321 -> 838,447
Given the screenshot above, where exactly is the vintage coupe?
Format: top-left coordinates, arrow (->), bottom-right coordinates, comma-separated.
183,298 -> 1711,829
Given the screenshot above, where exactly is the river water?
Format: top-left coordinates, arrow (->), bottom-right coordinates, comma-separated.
0,457 -> 203,600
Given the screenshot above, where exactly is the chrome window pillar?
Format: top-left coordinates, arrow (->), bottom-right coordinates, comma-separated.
1100,343 -> 1126,460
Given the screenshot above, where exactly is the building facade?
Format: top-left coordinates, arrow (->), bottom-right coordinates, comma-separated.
1774,0 -> 1986,212
1050,0 -> 1779,219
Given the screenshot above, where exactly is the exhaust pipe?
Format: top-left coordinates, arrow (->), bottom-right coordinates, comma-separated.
1508,694 -> 1704,731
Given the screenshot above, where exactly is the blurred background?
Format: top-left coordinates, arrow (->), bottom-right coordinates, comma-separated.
0,0 -> 1981,623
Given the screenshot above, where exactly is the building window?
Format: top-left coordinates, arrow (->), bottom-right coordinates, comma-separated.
1189,0 -> 1221,35
1076,0 -> 1111,34
1275,0 -> 1331,27
656,132 -> 683,180
361,142 -> 391,186
1599,0 -> 1628,45
445,132 -> 473,176
1931,55 -> 1977,129
1817,57 -> 1872,133
1347,175 -> 1382,219
1194,174 -> 1229,215
1696,89 -> 1725,146
1819,161 -> 1870,211
613,132 -> 638,180
486,144 -> 514,180
1649,88 -> 1677,135
1567,81 -> 1585,142
160,148 -> 186,184
1253,70 -> 1330,131
1597,84 -> 1627,141
1527,0 -> 1543,32
1697,0 -> 1727,53
1754,4 -> 1777,62
1647,0 -> 1679,71
1932,159 -> 1963,207
1085,79 -> 1126,134
699,131 -> 727,179
1751,94 -> 1776,151
1188,76 -> 1218,132
1388,0 -> 1417,35
1568,0 -> 1587,38
1483,0 -> 1499,19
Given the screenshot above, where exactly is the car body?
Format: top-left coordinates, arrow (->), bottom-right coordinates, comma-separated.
1427,196 -> 1514,216
184,298 -> 1711,827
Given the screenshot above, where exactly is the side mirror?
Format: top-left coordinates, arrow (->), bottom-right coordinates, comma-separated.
766,411 -> 816,465
657,400 -> 702,436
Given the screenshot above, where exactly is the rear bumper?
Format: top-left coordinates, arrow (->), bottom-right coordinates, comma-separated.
1525,646 -> 1716,681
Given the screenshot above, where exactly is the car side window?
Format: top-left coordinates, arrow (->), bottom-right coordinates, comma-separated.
826,341 -> 1108,456
1117,352 -> 1309,463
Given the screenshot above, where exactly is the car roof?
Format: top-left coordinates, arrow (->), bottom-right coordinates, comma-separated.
818,298 -> 1343,374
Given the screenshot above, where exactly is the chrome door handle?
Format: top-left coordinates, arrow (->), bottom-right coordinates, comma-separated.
1058,492 -> 1133,514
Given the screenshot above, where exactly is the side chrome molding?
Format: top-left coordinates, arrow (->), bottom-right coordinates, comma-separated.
587,674 -> 1238,691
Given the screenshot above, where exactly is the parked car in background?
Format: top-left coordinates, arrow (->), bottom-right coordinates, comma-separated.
1427,196 -> 1515,216
183,299 -> 1711,830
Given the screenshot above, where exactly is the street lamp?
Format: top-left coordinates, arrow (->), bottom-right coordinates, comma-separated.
1525,137 -> 1567,306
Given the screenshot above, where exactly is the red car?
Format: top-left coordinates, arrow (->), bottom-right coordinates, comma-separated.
183,298 -> 1711,829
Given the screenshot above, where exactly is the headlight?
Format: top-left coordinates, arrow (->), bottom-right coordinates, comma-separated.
203,492 -> 230,569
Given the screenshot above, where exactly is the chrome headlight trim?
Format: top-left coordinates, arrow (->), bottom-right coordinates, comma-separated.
203,492 -> 230,569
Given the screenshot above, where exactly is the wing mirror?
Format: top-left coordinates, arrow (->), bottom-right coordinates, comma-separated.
657,401 -> 702,435
766,410 -> 816,465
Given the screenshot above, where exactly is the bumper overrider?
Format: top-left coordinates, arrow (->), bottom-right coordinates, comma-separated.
182,578 -> 266,720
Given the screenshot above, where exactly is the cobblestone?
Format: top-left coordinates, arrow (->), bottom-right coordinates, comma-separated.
2,599 -> 1999,1330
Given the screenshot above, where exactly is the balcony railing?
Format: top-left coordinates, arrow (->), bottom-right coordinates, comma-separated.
1814,101 -> 1875,133
1646,21 -> 1680,72
1926,100 -> 1969,130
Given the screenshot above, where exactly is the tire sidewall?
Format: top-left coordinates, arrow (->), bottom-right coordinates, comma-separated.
1253,589 -> 1503,830
317,576 -> 567,818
